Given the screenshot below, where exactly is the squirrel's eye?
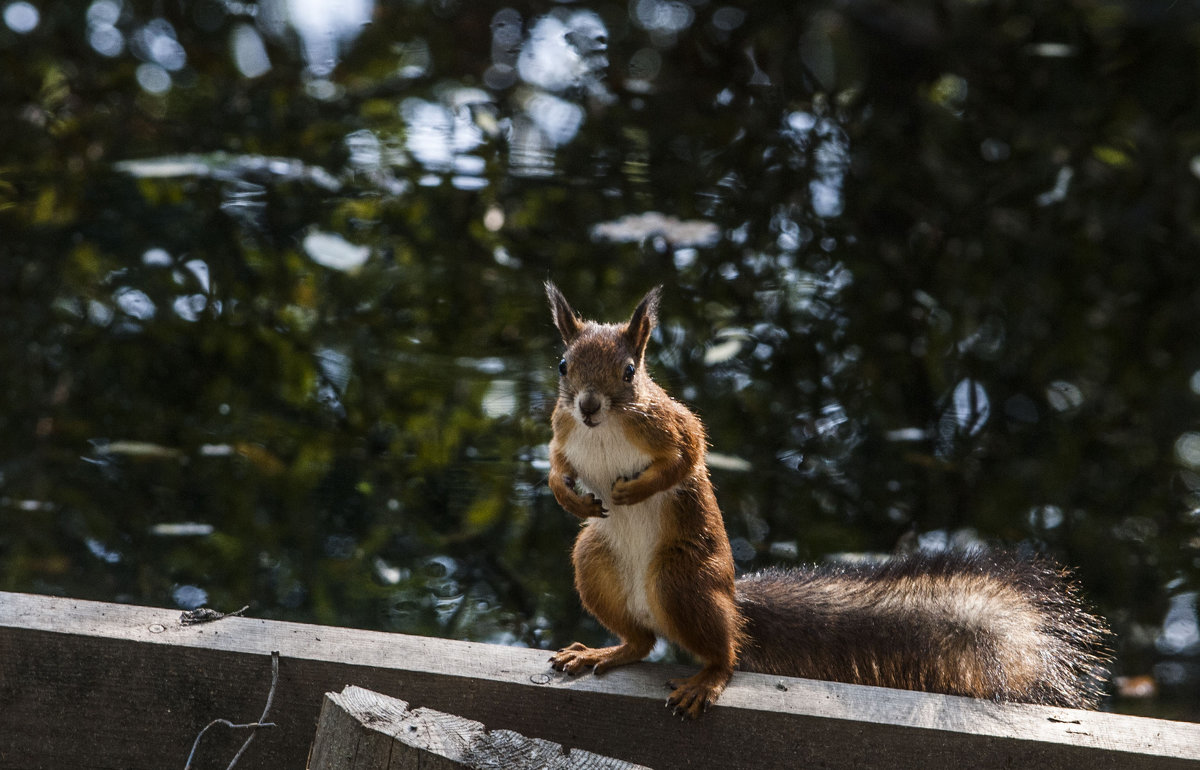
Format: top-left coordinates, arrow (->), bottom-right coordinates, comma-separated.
558,358 -> 567,376
623,363 -> 636,383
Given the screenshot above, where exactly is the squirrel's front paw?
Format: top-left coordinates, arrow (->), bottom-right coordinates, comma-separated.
552,475 -> 608,518
611,475 -> 649,506
563,490 -> 607,519
577,492 -> 609,518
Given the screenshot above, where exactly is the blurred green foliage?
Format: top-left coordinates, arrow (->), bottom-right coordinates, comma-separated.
1,0 -> 1198,720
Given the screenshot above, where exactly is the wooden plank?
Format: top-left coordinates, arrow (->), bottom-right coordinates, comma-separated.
308,685 -> 651,769
307,687 -> 397,770
1,591 -> 1198,770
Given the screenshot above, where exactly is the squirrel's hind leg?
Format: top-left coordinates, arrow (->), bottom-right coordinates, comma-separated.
552,526 -> 658,676
649,503 -> 742,718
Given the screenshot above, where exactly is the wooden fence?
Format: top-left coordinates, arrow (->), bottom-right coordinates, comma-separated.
1,591 -> 1197,769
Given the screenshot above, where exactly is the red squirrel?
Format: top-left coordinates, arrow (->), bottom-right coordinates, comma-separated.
544,282 -> 1110,718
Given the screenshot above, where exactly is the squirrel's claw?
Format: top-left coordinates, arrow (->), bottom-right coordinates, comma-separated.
555,482 -> 608,518
666,676 -> 715,719
550,642 -> 591,675
582,493 -> 609,517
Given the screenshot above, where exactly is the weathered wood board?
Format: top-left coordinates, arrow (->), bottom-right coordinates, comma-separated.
1,591 -> 1198,769
308,685 -> 650,769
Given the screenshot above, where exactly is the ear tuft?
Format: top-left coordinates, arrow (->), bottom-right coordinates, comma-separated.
545,281 -> 583,344
624,285 -> 662,360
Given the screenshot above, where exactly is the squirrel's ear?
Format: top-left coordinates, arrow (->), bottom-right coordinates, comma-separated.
624,285 -> 661,360
546,281 -> 583,344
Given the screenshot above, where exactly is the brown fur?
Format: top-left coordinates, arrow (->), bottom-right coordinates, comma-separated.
543,283 -> 1112,716
545,282 -> 741,716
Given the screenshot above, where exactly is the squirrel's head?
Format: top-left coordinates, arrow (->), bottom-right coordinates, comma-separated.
545,281 -> 661,428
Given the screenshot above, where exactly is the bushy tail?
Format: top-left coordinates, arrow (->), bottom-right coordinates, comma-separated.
734,550 -> 1112,708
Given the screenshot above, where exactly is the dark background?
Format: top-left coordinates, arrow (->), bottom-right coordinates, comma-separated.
2,0 -> 1198,720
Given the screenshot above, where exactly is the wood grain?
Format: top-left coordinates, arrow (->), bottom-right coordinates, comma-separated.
1,591 -> 1197,769
309,685 -> 650,769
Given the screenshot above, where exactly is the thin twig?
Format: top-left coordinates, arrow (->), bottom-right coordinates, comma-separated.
224,651 -> 280,770
183,650 -> 281,770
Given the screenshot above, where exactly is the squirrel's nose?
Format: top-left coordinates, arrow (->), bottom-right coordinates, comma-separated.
578,392 -> 602,417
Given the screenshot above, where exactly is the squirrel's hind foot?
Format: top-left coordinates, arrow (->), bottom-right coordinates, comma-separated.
549,640 -> 651,676
666,666 -> 732,719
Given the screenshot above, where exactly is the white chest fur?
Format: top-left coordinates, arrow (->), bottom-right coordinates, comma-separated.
561,418 -> 666,634
560,417 -> 652,505
588,502 -> 664,634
